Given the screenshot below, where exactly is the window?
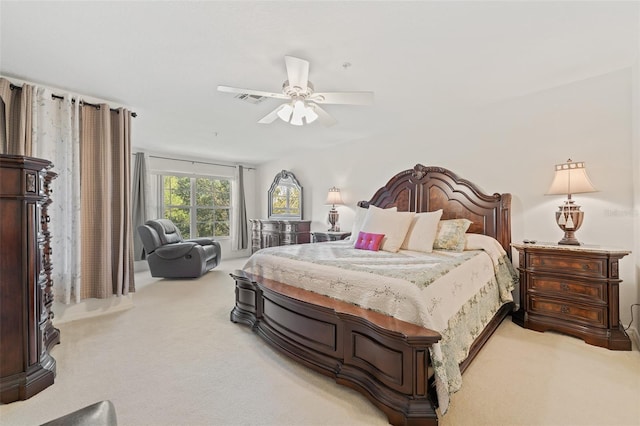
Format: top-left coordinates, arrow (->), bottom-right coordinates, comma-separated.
271,184 -> 300,217
162,175 -> 231,238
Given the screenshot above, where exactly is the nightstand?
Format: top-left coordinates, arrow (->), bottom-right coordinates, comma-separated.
312,231 -> 351,243
511,242 -> 631,350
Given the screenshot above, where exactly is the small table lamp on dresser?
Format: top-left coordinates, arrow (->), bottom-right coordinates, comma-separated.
545,159 -> 597,245
325,186 -> 343,231
511,241 -> 631,350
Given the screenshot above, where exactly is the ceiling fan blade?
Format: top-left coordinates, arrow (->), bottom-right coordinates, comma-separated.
217,85 -> 288,100
284,56 -> 309,91
257,104 -> 287,124
308,103 -> 337,127
310,91 -> 374,105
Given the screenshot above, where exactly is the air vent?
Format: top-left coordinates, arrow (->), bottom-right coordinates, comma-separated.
234,93 -> 268,104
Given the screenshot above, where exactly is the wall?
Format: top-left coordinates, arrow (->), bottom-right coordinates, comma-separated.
256,68 -> 639,340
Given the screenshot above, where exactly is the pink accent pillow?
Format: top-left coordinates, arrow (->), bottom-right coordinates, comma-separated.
354,232 -> 385,251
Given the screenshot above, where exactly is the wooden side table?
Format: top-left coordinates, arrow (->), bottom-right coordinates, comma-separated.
312,231 -> 351,243
511,242 -> 631,350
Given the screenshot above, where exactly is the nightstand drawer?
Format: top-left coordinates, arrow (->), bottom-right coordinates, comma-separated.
529,275 -> 607,304
528,295 -> 607,328
528,253 -> 606,278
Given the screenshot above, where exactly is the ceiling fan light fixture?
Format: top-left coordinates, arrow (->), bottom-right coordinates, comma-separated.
277,103 -> 293,122
219,56 -> 374,127
304,105 -> 318,124
290,100 -> 306,125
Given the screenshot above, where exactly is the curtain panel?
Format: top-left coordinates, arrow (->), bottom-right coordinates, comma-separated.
80,105 -> 135,299
232,165 -> 248,251
132,152 -> 150,260
33,88 -> 82,304
0,77 -> 35,156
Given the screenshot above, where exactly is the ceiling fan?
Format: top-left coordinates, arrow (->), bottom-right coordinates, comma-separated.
217,56 -> 374,127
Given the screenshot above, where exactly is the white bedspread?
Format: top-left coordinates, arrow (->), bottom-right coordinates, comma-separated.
243,239 -> 517,414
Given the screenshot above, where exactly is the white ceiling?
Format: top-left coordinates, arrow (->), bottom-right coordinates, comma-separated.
1,1 -> 638,165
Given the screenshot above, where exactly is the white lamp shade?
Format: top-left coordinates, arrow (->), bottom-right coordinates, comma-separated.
325,187 -> 343,205
305,105 -> 318,124
290,100 -> 306,126
277,103 -> 293,122
546,160 -> 597,195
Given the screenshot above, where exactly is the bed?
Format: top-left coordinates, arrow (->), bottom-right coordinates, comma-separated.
230,164 -> 516,426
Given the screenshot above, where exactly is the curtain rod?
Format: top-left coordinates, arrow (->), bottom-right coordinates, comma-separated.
10,83 -> 137,118
137,153 -> 255,170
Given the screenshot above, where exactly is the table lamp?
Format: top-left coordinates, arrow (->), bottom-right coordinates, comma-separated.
546,159 -> 597,245
325,187 -> 343,231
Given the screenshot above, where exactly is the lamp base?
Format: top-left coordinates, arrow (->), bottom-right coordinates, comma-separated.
555,200 -> 584,245
328,209 -> 339,232
558,232 -> 582,246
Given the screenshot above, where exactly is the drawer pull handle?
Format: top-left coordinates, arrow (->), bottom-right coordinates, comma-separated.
561,305 -> 570,314
560,283 -> 569,291
583,264 -> 590,270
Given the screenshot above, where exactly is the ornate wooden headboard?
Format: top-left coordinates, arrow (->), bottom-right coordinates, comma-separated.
358,164 -> 512,256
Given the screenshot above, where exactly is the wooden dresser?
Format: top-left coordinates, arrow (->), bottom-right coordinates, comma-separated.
250,219 -> 311,253
0,154 -> 59,403
511,242 -> 631,350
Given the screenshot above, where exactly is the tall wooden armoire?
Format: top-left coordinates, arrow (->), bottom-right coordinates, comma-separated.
0,154 -> 59,403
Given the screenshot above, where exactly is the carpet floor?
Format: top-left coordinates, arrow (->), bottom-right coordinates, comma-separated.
1,257 -> 638,426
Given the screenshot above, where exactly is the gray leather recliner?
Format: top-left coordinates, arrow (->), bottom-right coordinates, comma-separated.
137,219 -> 221,278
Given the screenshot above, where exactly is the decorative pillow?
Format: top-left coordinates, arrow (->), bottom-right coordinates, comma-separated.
360,206 -> 415,253
433,219 -> 472,251
354,232 -> 385,251
401,209 -> 443,252
349,205 -> 397,244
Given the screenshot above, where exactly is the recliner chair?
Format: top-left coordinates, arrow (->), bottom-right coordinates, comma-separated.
137,219 -> 221,278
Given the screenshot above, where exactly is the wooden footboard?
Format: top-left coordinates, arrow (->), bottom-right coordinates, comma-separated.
231,269 -> 443,426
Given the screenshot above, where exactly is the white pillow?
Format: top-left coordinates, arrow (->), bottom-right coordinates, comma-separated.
464,233 -> 506,263
349,206 -> 369,243
401,209 -> 443,252
349,205 -> 397,244
360,206 -> 414,253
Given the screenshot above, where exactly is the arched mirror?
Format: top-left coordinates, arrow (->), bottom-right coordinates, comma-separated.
268,170 -> 303,219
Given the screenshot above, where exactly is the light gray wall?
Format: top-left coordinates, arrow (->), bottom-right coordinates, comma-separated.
255,67 -> 639,332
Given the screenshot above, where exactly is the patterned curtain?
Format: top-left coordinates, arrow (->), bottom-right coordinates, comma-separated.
33,88 -> 82,303
1,77 -> 135,301
80,105 -> 134,298
0,77 -> 35,156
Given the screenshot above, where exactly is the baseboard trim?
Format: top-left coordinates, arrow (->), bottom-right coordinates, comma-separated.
628,326 -> 640,351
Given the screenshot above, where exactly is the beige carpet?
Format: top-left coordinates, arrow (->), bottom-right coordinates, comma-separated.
1,257 -> 639,426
